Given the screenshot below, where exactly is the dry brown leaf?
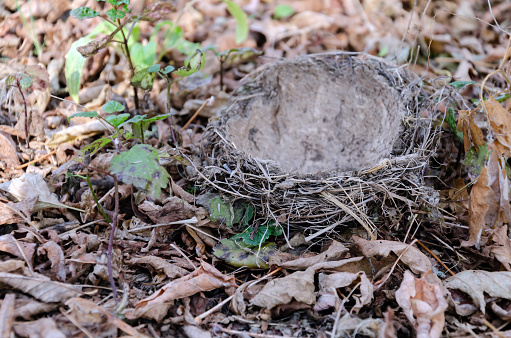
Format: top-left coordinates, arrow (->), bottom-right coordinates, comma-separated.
139,196 -> 198,224
37,241 -> 66,282
0,234 -> 36,262
380,308 -> 396,338
353,236 -> 441,285
0,271 -> 81,303
484,97 -> 511,157
182,325 -> 212,338
468,148 -> 511,247
0,260 -> 26,273
489,225 -> 511,271
444,270 -> 511,315
13,318 -> 66,338
0,202 -> 22,225
0,131 -> 20,169
134,262 -> 236,319
66,298 -> 148,337
0,294 -> 15,338
0,173 -> 84,212
315,271 -> 373,313
13,299 -> 58,320
279,240 -> 348,270
468,166 -> 497,246
396,270 -> 447,338
171,179 -> 195,203
250,267 -> 315,310
46,120 -> 110,149
127,256 -> 189,279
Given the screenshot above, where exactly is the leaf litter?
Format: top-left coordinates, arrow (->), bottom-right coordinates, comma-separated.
3,0 -> 511,336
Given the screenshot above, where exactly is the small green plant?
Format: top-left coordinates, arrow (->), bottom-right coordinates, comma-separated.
0,65 -> 49,143
66,1 -> 175,109
273,4 -> 295,20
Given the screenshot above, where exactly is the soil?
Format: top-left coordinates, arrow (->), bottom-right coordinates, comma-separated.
221,55 -> 406,174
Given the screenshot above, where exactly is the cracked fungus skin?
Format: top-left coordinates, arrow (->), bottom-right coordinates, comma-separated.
223,57 -> 406,174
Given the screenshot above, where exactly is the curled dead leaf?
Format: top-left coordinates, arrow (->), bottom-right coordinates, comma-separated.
396,270 -> 447,338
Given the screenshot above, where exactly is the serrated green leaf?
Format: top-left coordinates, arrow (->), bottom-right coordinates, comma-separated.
223,0 -> 248,44
106,113 -> 130,127
110,144 -> 170,200
106,9 -> 125,21
273,4 -> 294,19
450,80 -> 478,89
102,100 -> 125,114
70,6 -> 100,19
213,238 -> 276,268
68,111 -> 99,122
446,107 -> 463,142
147,64 -> 161,73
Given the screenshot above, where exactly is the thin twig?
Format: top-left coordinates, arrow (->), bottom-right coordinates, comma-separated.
15,149 -> 57,170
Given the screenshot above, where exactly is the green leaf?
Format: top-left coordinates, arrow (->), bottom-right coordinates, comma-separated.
232,221 -> 282,247
147,64 -> 161,73
106,113 -> 130,127
446,107 -> 463,142
450,80 -> 477,89
68,111 -> 99,122
130,68 -> 155,90
130,41 -> 157,69
213,239 -> 276,268
70,6 -> 100,19
464,144 -> 488,177
65,22 -> 116,102
19,75 -> 33,89
102,100 -> 125,114
273,4 -> 295,19
174,49 -> 204,77
162,65 -> 174,74
223,0 -> 248,44
107,0 -> 130,6
81,137 -> 112,157
110,144 -> 170,200
106,8 -> 125,21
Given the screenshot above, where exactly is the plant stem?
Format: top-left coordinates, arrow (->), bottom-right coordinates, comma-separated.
118,19 -> 140,112
15,81 -> 29,146
108,175 -> 119,302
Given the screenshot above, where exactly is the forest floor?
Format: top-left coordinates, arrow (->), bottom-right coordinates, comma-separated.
2,0 -> 511,337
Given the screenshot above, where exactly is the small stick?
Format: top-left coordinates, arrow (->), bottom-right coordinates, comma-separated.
412,236 -> 455,277
15,149 -> 57,170
194,294 -> 234,324
181,97 -> 212,131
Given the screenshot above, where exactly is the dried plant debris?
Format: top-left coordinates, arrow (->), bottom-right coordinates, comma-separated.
197,52 -> 437,239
